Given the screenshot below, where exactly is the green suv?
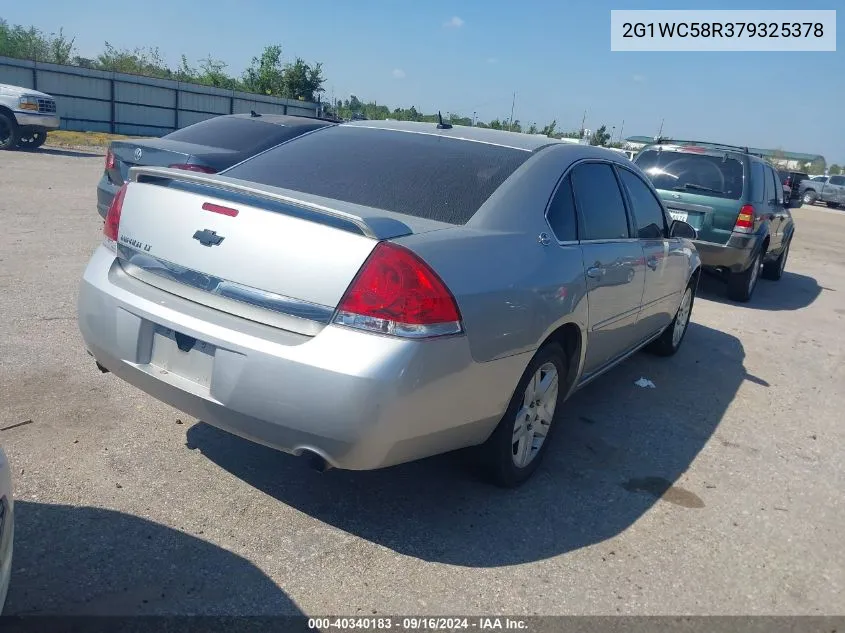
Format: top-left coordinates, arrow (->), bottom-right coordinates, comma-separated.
634,139 -> 795,302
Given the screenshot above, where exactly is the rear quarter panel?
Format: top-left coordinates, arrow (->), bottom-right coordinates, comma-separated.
397,144 -> 596,367
398,228 -> 588,365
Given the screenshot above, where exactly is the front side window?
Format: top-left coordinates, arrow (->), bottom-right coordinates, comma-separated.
619,168 -> 667,240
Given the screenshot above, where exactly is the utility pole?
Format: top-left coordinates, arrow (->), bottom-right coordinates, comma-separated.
508,92 -> 516,132
618,119 -> 625,143
472,111 -> 477,126
657,118 -> 664,138
580,110 -> 587,136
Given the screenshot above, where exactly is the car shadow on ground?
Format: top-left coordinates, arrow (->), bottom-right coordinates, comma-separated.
31,147 -> 102,158
185,322 -> 757,568
697,269 -> 824,311
5,502 -> 301,616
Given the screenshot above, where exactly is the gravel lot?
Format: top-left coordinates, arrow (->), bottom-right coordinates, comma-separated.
1,148 -> 843,616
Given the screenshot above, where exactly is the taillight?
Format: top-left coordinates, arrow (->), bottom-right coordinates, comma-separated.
168,163 -> 218,173
105,149 -> 115,170
733,204 -> 755,234
333,242 -> 462,338
103,183 -> 129,249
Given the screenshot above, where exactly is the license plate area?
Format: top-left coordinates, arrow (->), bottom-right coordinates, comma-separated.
668,209 -> 704,230
150,326 -> 215,388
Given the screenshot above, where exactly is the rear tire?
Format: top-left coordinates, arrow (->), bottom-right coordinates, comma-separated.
826,202 -> 840,209
727,250 -> 762,302
481,343 -> 567,488
647,282 -> 696,357
762,239 -> 790,281
0,112 -> 20,151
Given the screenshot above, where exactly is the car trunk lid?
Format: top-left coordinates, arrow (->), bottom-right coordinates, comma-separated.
106,139 -> 235,185
656,190 -> 743,244
113,167 -> 442,334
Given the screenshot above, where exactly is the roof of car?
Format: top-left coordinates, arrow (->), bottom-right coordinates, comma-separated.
226,113 -> 334,127
342,119 -> 562,152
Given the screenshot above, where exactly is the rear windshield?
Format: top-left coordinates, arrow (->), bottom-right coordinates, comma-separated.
164,116 -> 302,153
222,126 -> 531,224
635,149 -> 745,200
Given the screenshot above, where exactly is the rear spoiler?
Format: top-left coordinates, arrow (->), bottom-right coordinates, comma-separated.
127,166 -> 413,240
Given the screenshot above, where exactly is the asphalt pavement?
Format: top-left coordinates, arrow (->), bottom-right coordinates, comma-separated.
0,148 -> 843,616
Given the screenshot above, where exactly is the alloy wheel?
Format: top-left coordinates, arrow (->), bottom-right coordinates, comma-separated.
512,362 -> 558,468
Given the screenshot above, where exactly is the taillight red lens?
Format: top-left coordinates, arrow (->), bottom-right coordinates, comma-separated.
733,204 -> 755,233
103,183 -> 128,245
105,149 -> 115,170
334,242 -> 462,338
168,163 -> 218,173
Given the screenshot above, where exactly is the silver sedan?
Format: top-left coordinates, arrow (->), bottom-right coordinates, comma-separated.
78,121 -> 701,486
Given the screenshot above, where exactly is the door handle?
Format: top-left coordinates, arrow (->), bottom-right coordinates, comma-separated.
647,257 -> 659,271
586,266 -> 604,279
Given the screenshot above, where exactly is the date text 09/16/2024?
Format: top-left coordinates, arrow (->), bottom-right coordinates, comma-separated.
307,617 -> 529,631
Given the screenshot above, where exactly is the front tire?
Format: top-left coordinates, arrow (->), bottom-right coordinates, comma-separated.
727,250 -> 761,302
0,112 -> 20,151
802,190 -> 817,205
481,343 -> 567,487
647,282 -> 696,357
17,128 -> 47,150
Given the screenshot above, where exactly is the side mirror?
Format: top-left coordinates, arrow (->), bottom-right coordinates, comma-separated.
669,220 -> 697,239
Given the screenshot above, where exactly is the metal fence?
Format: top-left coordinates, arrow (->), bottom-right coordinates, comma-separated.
0,55 -> 321,137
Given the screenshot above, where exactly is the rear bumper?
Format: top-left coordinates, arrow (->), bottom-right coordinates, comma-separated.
97,174 -> 118,218
78,246 -> 528,470
692,233 -> 761,273
13,111 -> 60,130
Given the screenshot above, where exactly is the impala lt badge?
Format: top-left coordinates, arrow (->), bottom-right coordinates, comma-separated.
193,229 -> 225,247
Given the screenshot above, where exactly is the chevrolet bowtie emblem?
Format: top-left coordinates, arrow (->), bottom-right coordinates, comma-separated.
193,229 -> 225,247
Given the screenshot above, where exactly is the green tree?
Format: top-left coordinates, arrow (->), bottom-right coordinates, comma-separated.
242,45 -> 285,95
808,158 -> 827,174
281,57 -> 325,101
527,123 -> 539,135
829,164 -> 842,175
197,55 -> 238,89
590,124 -> 611,146
96,42 -> 171,77
541,120 -> 557,137
0,19 -> 76,63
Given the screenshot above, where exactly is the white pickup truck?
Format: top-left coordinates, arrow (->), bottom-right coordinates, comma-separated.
0,83 -> 60,150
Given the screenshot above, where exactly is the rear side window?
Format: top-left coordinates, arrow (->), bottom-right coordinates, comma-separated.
223,126 -> 531,224
570,163 -> 630,240
546,175 -> 578,241
635,149 -> 745,200
764,166 -> 775,202
618,168 -> 666,239
165,116 -> 306,152
750,163 -> 766,203
831,176 -> 845,186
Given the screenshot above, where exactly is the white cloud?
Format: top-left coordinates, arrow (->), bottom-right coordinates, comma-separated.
392,68 -> 406,79
632,74 -> 646,82
444,16 -> 464,28
487,57 -> 498,64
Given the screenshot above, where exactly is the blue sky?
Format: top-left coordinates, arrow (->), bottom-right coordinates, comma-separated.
4,0 -> 844,163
